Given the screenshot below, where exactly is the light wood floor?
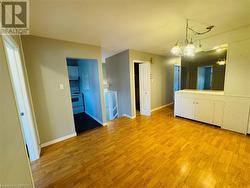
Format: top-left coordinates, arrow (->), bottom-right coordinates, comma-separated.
32,106 -> 250,188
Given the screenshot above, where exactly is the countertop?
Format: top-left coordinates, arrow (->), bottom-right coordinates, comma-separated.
176,89 -> 225,96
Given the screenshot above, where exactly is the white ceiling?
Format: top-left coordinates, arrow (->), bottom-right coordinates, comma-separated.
30,0 -> 250,59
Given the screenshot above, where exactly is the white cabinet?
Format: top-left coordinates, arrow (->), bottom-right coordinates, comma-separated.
175,92 -> 224,127
104,90 -> 118,121
67,66 -> 79,80
175,90 -> 250,134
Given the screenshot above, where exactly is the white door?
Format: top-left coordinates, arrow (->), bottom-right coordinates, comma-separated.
3,36 -> 40,161
139,63 -> 151,116
194,99 -> 213,124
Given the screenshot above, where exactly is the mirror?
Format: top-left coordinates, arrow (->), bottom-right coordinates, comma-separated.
181,48 -> 227,90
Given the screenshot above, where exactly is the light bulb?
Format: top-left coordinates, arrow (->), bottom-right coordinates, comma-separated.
171,44 -> 182,56
184,43 -> 195,56
217,60 -> 226,65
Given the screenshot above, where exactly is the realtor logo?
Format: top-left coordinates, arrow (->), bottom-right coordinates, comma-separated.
0,0 -> 29,35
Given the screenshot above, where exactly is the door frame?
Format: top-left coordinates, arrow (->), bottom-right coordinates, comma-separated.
2,35 -> 40,161
131,60 -> 151,118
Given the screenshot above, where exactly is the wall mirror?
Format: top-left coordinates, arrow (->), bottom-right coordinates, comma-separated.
181,47 -> 227,90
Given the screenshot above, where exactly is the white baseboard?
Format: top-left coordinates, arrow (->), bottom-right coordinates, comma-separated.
41,132 -> 77,148
85,111 -> 104,125
123,114 -> 136,119
151,102 -> 173,112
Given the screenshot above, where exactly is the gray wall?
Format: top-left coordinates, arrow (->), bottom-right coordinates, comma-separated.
21,35 -> 106,144
78,59 -> 102,122
0,37 -> 34,187
129,50 -> 175,117
105,49 -> 175,118
105,50 -> 131,117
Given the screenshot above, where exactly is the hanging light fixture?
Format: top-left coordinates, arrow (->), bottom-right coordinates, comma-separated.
171,19 -> 214,57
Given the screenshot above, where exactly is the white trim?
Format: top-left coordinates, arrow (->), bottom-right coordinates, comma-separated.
123,114 -> 136,119
41,133 -> 77,148
151,102 -> 174,112
103,122 -> 108,126
84,110 -> 105,126
131,60 -> 151,118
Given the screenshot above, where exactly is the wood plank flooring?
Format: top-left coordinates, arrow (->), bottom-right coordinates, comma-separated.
31,106 -> 250,188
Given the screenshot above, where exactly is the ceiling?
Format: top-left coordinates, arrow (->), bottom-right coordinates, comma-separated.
30,0 -> 250,59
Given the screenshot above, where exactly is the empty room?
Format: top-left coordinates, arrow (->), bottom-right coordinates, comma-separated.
1,0 -> 250,187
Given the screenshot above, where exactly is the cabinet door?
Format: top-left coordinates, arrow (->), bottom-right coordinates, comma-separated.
180,97 -> 195,119
213,101 -> 224,126
223,100 -> 249,134
174,93 -> 182,116
194,99 -> 213,124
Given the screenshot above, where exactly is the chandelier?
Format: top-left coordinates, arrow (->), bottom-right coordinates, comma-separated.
171,19 -> 215,57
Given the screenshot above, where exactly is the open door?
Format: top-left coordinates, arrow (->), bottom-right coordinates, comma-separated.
3,36 -> 40,161
139,63 -> 151,116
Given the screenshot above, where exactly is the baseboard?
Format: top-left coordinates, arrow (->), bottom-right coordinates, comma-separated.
123,114 -> 136,119
41,132 -> 77,148
151,102 -> 173,112
85,111 -> 104,125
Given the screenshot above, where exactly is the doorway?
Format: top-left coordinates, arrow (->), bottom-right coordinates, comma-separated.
173,65 -> 181,97
133,61 -> 151,117
197,66 -> 213,90
134,63 -> 140,112
66,58 -> 102,134
2,36 -> 40,161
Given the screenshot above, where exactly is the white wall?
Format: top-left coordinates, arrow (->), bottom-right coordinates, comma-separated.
224,39 -> 250,97
78,59 -> 103,123
201,25 -> 250,98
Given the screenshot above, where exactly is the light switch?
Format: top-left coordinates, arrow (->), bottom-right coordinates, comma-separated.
59,84 -> 64,90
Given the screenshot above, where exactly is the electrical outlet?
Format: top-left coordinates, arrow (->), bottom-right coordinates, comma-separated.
59,84 -> 64,90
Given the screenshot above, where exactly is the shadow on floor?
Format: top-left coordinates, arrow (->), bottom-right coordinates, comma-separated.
74,112 -> 102,134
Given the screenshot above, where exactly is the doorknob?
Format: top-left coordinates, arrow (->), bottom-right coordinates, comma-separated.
20,112 -> 24,116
